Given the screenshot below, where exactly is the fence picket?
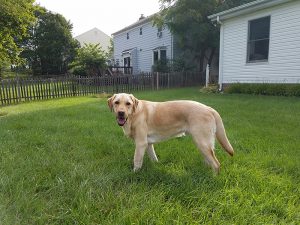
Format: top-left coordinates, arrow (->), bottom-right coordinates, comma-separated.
7,80 -> 12,104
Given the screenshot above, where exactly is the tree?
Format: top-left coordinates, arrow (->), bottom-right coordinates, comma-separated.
70,43 -> 107,76
216,0 -> 254,12
155,0 -> 254,72
107,38 -> 114,59
152,59 -> 170,73
155,0 -> 221,72
0,0 -> 36,75
107,38 -> 115,66
21,9 -> 80,75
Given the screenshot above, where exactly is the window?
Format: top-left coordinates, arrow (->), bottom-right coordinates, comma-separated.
247,16 -> 270,63
153,51 -> 159,63
157,27 -> 162,38
160,49 -> 167,62
124,57 -> 130,67
153,49 -> 167,65
127,33 -> 129,39
124,57 -> 131,74
140,27 -> 142,35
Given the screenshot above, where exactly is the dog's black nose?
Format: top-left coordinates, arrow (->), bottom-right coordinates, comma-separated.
118,111 -> 125,117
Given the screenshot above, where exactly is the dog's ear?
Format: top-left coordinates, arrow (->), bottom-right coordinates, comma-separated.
107,94 -> 116,112
129,94 -> 139,113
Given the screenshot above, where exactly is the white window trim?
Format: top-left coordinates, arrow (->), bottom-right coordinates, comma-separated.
246,15 -> 271,64
152,47 -> 167,65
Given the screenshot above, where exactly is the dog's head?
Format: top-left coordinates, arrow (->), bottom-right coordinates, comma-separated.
107,93 -> 139,126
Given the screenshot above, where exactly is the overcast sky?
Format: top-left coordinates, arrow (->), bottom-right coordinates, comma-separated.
35,0 -> 161,37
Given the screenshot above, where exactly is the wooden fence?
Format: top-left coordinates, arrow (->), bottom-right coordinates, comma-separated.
0,71 -> 205,106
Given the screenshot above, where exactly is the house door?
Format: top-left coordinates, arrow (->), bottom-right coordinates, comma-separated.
124,57 -> 131,74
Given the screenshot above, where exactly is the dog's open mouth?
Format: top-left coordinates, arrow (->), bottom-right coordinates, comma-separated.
117,117 -> 127,126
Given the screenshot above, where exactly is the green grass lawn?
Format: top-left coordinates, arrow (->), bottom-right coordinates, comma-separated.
0,87 -> 299,224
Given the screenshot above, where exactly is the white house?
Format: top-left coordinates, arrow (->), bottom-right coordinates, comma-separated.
75,28 -> 111,53
208,0 -> 300,89
112,14 -> 175,74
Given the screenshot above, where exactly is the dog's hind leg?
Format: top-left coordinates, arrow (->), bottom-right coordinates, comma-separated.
147,144 -> 158,162
190,129 -> 220,174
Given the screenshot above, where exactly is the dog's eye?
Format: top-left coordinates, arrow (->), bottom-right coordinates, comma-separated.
126,102 -> 131,106
115,101 -> 120,105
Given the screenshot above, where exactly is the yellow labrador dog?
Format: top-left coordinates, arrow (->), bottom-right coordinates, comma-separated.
108,93 -> 234,174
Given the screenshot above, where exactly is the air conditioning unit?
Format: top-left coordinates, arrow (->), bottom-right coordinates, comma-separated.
157,31 -> 162,38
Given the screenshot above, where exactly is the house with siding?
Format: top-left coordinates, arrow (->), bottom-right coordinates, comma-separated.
75,28 -> 111,53
208,0 -> 300,89
112,14 -> 176,74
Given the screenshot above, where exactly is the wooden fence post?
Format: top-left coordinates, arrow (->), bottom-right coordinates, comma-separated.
205,64 -> 210,87
71,76 -> 77,96
156,72 -> 159,90
16,77 -> 21,103
0,80 -> 3,106
151,72 -> 154,90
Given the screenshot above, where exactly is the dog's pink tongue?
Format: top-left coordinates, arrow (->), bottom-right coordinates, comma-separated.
117,118 -> 126,126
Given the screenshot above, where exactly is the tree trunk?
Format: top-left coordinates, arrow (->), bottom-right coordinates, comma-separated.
208,47 -> 216,66
199,50 -> 205,72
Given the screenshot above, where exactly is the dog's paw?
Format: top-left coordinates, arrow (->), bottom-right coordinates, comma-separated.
133,161 -> 142,172
133,167 -> 141,172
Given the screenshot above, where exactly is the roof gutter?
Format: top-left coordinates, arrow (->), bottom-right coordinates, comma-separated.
217,16 -> 222,25
208,0 -> 293,22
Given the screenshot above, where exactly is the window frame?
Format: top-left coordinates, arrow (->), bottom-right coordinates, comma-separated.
153,48 -> 167,65
246,16 -> 271,64
153,50 -> 159,64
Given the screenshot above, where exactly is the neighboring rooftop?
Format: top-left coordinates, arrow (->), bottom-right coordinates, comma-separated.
75,28 -> 111,52
208,0 -> 294,21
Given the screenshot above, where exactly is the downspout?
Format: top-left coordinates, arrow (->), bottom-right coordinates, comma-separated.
217,16 -> 224,91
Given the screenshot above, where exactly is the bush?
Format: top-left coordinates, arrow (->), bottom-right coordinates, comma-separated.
69,43 -> 107,76
224,83 -> 300,97
152,59 -> 170,73
199,85 -> 219,93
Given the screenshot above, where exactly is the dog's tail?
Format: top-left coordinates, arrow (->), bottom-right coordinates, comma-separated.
211,109 -> 234,156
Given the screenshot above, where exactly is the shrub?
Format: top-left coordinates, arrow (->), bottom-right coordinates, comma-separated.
152,59 -> 170,73
199,85 -> 219,93
69,43 -> 107,76
224,83 -> 300,97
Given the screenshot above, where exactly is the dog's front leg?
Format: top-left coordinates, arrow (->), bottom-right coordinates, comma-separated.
133,140 -> 148,172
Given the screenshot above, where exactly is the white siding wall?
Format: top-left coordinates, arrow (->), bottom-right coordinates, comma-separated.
113,21 -> 172,74
221,0 -> 300,84
75,28 -> 111,53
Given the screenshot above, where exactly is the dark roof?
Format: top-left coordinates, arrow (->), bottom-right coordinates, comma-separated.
112,14 -> 156,36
